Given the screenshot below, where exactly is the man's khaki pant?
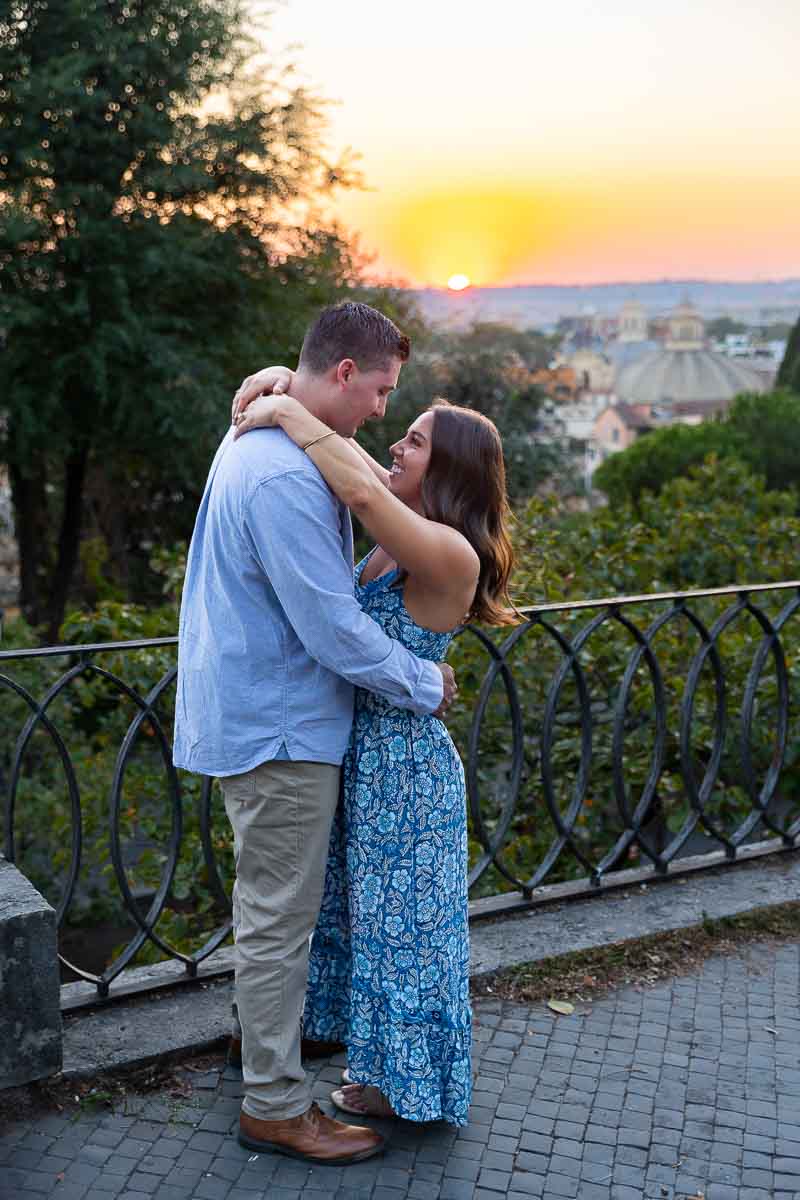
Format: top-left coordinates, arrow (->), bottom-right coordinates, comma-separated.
221,759 -> 340,1121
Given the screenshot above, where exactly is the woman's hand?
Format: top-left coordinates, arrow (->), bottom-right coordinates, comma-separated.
230,366 -> 293,424
233,393 -> 298,439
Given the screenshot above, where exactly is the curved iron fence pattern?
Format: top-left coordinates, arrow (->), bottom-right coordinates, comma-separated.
2,581 -> 799,1002
463,582 -> 800,899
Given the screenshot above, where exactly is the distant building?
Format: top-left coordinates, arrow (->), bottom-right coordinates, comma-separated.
721,333 -> 753,357
529,364 -> 579,402
618,299 -> 648,343
648,315 -> 672,343
607,298 -> 659,374
615,301 -> 772,410
665,398 -> 730,425
714,332 -> 788,373
565,348 -> 615,392
763,338 -> 789,366
593,402 -> 653,460
591,314 -> 619,340
554,296 -> 783,493
556,390 -> 617,487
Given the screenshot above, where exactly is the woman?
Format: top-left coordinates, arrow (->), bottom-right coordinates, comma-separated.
234,382 -> 516,1125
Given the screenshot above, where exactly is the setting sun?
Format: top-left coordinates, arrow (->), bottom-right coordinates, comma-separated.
447,274 -> 471,291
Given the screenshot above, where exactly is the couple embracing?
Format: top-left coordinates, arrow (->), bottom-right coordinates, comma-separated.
174,302 -> 516,1164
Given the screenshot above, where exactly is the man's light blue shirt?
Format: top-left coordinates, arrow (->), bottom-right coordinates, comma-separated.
173,428 -> 444,776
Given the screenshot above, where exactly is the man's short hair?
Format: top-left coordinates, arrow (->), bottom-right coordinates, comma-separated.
298,302 -> 410,374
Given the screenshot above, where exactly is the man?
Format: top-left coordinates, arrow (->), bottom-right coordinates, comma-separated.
174,302 -> 456,1165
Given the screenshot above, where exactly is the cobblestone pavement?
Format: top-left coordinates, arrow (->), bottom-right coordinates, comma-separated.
2,942 -> 799,1200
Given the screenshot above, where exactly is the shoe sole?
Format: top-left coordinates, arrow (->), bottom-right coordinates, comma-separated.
331,1087 -> 396,1119
237,1130 -> 384,1165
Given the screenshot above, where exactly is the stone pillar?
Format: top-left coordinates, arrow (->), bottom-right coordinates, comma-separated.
0,856 -> 62,1088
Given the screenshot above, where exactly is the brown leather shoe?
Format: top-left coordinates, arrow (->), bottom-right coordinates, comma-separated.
239,1102 -> 384,1164
227,1034 -> 345,1072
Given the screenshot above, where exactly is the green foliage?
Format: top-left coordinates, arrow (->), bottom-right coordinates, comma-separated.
79,537 -> 125,606
519,455 -> 800,600
726,390 -> 800,493
3,599 -> 232,971
149,543 -> 188,608
593,390 -> 800,509
445,456 -> 800,896
777,315 -> 800,393
593,421 -> 730,509
0,0 -> 360,635
5,453 -> 800,965
760,321 -> 794,341
706,316 -> 748,340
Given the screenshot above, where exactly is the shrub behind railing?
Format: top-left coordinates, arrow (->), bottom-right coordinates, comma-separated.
3,582 -> 799,1003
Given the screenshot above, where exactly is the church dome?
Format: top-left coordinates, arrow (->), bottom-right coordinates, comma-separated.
616,347 -> 771,407
666,300 -> 705,350
608,337 -> 659,373
616,298 -> 772,407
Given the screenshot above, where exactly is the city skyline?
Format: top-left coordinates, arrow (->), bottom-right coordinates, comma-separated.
261,0 -> 800,288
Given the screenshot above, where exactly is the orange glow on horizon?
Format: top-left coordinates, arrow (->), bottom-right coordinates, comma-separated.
334,170 -> 800,287
265,0 -> 800,287
366,186 -> 579,288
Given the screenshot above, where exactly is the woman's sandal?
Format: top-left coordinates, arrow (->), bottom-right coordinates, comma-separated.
331,1083 -> 396,1118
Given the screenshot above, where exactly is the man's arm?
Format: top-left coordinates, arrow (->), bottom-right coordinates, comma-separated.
243,468 -> 447,715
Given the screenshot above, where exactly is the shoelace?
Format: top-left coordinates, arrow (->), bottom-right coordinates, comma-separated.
306,1103 -> 322,1132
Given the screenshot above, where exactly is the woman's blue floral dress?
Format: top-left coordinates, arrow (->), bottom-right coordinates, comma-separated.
304,556 -> 472,1125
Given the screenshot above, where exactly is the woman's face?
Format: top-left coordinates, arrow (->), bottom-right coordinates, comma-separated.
388,410 -> 434,509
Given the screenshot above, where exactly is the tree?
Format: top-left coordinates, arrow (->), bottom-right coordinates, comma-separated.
593,391 -> 800,510
437,322 -> 559,372
725,390 -> 800,493
778,315 -> 800,393
0,0 -> 356,637
592,421 -> 731,509
706,316 -> 747,341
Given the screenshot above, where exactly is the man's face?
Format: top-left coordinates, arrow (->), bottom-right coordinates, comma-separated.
332,357 -> 402,437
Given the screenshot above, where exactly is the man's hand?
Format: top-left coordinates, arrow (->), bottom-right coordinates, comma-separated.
433,663 -> 457,718
231,366 -> 294,424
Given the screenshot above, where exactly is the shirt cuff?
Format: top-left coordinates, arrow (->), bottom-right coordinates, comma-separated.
413,659 -> 444,715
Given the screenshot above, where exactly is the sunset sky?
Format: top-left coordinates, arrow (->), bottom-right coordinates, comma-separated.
262,0 -> 800,288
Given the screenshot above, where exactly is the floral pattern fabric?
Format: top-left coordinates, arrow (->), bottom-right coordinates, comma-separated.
304,558 -> 472,1125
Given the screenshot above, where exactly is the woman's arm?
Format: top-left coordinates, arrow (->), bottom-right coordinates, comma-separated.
231,367 -> 390,487
345,438 -> 391,488
235,395 -> 478,595
230,366 -> 294,423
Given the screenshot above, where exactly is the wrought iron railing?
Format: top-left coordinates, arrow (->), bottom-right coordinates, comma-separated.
2,580 -> 799,1006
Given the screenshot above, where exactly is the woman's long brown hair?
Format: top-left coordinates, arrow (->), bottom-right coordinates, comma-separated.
419,400 -> 517,626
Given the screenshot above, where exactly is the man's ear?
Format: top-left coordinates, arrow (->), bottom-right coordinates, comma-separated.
335,358 -> 356,386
